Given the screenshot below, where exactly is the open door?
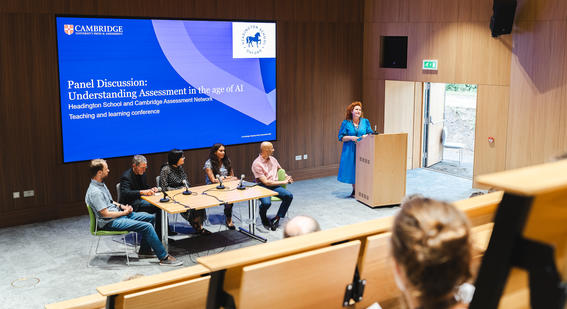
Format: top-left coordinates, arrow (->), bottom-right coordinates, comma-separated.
423,83 -> 445,167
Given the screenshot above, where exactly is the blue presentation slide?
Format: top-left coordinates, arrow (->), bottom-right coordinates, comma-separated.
56,17 -> 276,163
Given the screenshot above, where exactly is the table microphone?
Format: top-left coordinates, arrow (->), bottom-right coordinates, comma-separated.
237,174 -> 246,190
182,179 -> 192,195
159,187 -> 170,202
216,174 -> 225,189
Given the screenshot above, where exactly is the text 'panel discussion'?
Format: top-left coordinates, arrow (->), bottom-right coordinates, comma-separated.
2,0 -> 567,308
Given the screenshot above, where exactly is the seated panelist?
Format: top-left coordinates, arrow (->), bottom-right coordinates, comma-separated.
85,159 -> 182,266
251,141 -> 294,231
119,155 -> 163,236
204,143 -> 237,230
160,149 -> 211,235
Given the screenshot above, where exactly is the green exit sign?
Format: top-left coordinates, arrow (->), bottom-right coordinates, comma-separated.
422,60 -> 438,70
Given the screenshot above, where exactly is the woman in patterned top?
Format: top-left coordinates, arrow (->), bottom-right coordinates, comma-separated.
204,143 -> 238,229
160,149 -> 210,235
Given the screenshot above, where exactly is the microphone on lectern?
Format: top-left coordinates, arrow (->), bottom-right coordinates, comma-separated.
372,124 -> 380,135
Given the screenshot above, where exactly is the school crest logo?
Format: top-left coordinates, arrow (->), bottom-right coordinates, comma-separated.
64,24 -> 74,35
232,22 -> 275,59
241,25 -> 266,55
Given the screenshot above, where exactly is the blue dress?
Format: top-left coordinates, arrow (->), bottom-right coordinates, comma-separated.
337,118 -> 373,184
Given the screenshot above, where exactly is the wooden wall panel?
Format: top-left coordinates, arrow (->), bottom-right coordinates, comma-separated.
515,0 -> 538,21
384,81 -> 416,169
364,21 -> 511,85
535,0 -> 567,21
364,22 -> 411,81
0,14 -> 61,215
274,0 -> 295,21
506,20 -> 567,169
362,79 -> 385,133
455,22 -> 512,86
0,0 -> 364,227
363,1 -> 513,82
364,0 -> 408,23
457,0 -> 492,22
516,0 -> 567,22
408,0 -> 459,23
473,85 -> 509,185
371,22 -> 460,83
363,0 -> 517,186
411,22 -> 459,83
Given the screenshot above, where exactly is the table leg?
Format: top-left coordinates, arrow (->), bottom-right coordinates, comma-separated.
161,209 -> 168,250
238,199 -> 267,242
250,199 -> 255,232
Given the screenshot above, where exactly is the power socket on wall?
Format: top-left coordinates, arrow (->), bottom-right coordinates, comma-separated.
23,190 -> 35,197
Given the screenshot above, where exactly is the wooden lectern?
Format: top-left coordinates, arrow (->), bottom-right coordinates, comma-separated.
355,133 -> 407,207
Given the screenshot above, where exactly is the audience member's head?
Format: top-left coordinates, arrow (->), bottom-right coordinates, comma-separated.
552,152 -> 567,161
468,191 -> 485,198
167,149 -> 184,166
89,158 -> 107,179
123,274 -> 145,281
469,187 -> 498,198
283,215 -> 320,238
402,193 -> 424,203
391,196 -> 472,309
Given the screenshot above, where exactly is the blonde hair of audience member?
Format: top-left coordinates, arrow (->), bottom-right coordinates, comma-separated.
283,215 -> 320,238
391,196 -> 472,309
552,152 -> 567,161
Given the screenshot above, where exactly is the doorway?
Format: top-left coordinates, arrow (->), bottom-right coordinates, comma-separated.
423,83 -> 477,179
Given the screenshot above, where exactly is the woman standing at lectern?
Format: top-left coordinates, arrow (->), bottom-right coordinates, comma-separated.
337,101 -> 373,197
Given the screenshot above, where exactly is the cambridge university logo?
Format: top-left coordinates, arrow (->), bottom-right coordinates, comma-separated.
64,24 -> 74,35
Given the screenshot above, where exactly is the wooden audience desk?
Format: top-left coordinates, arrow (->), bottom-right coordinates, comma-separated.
471,160 -> 567,309
142,180 -> 277,247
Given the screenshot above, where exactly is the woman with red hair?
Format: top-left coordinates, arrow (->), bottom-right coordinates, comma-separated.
337,101 -> 374,197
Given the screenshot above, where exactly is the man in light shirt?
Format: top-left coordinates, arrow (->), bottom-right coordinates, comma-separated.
251,142 -> 293,231
85,159 -> 181,266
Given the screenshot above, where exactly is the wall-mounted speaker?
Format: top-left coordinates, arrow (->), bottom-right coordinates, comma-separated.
490,0 -> 517,37
380,36 -> 408,69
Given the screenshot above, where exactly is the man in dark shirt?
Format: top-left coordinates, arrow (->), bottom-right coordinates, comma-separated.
119,155 -> 163,237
